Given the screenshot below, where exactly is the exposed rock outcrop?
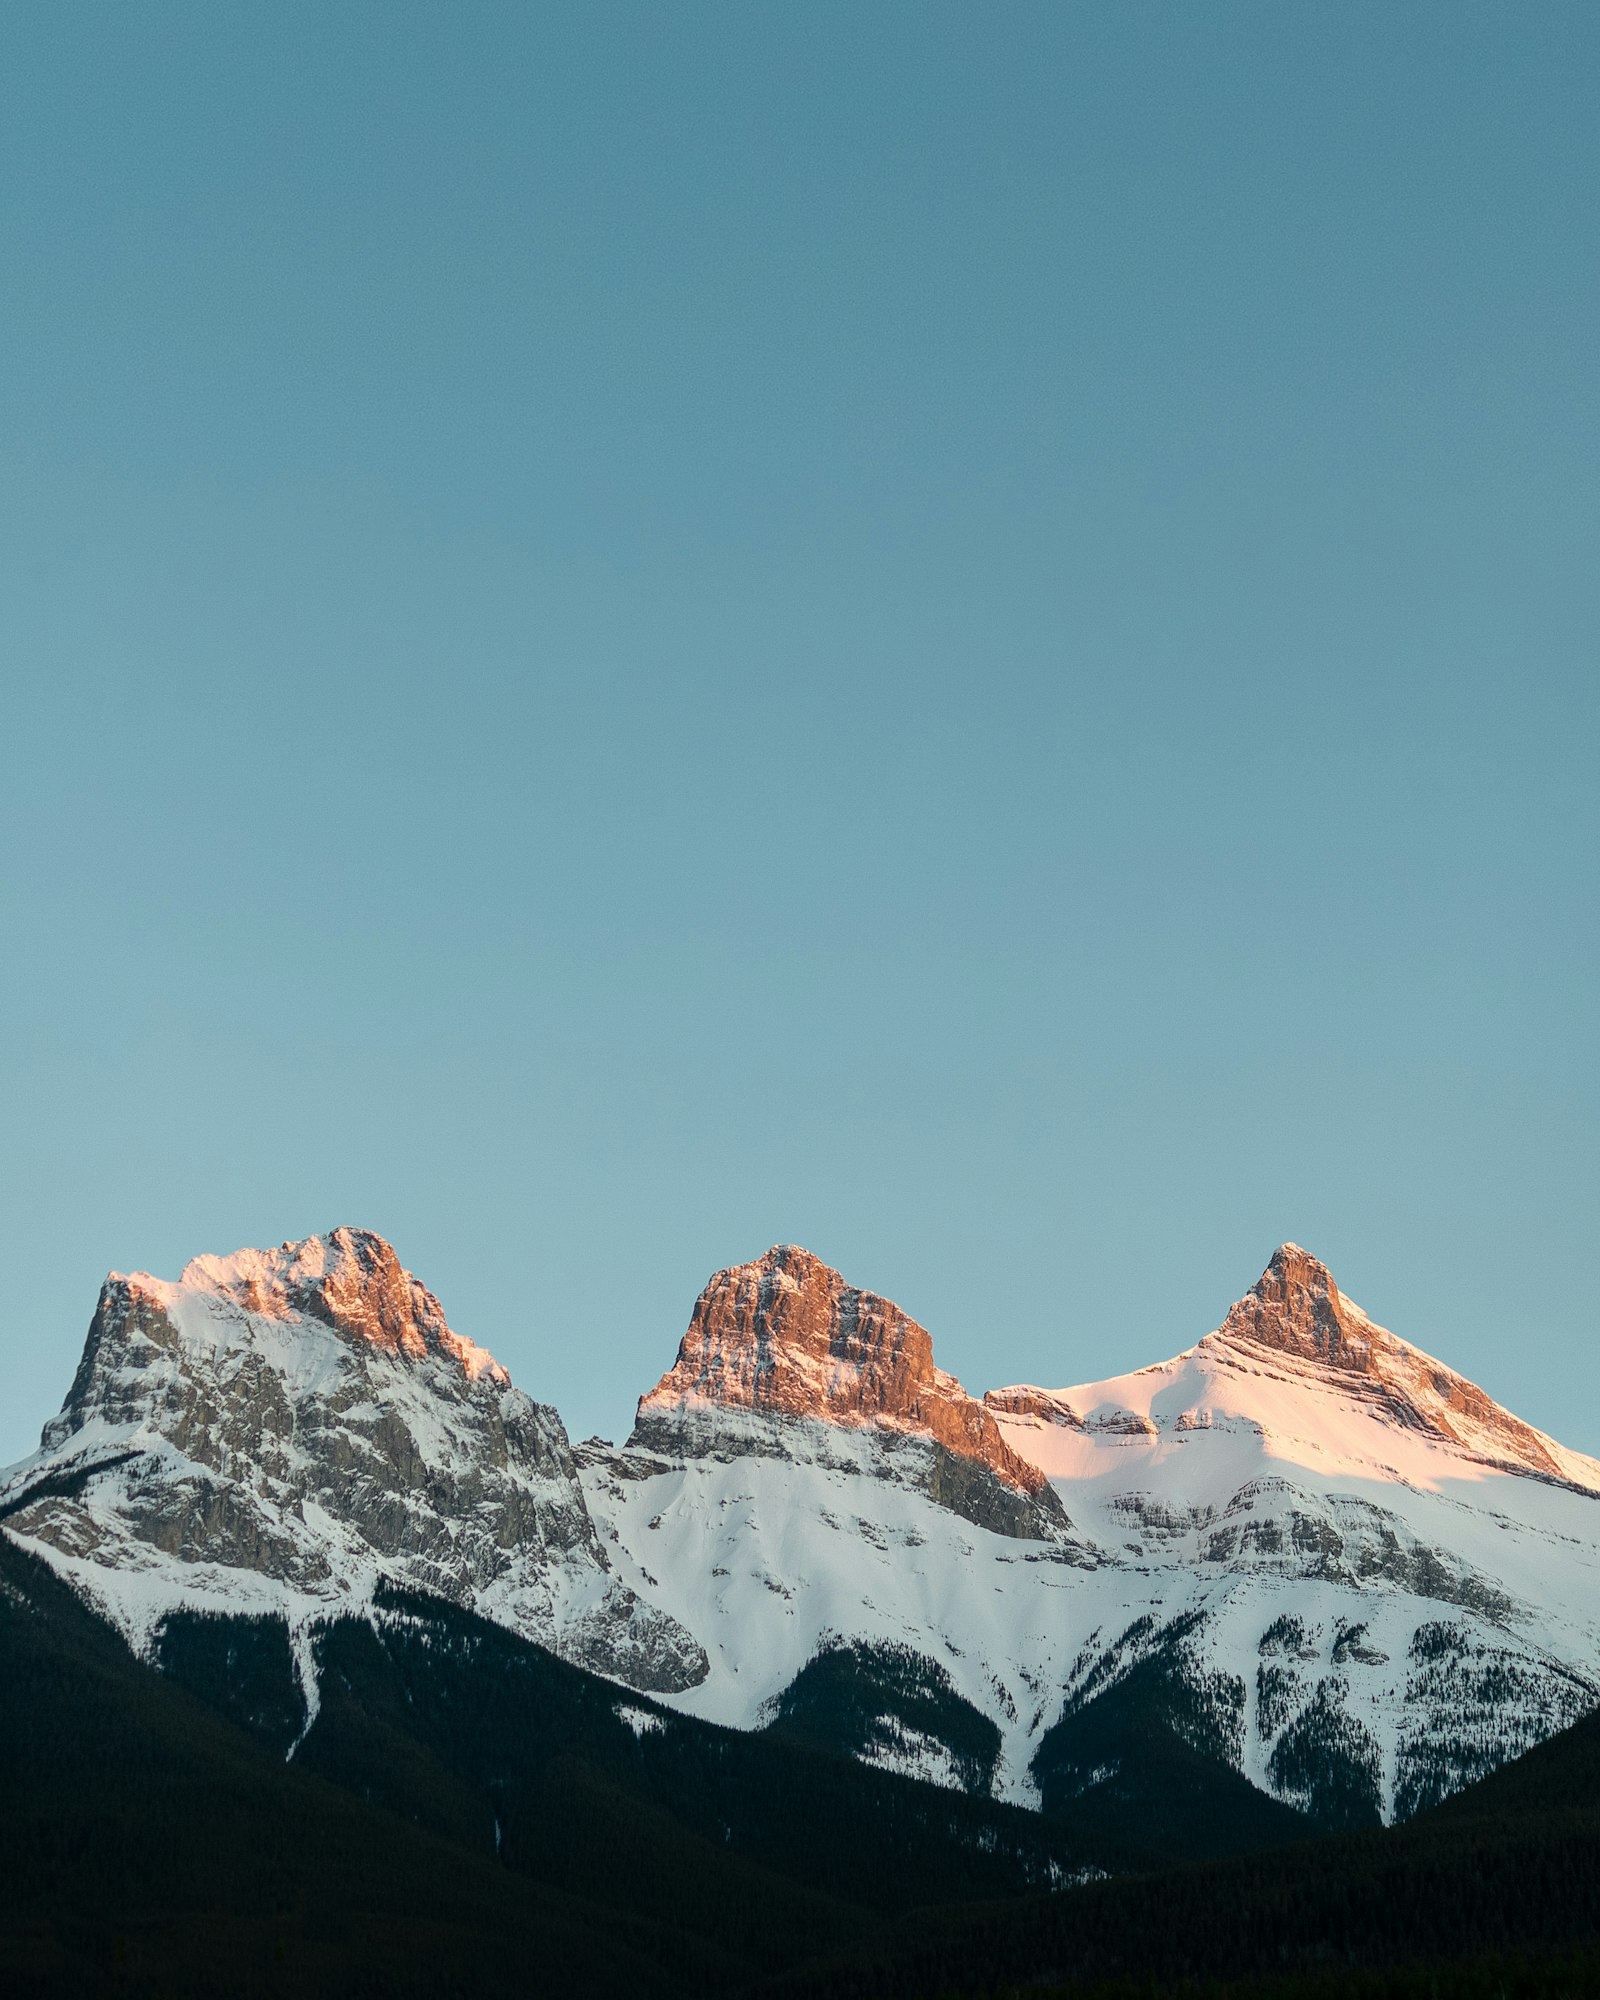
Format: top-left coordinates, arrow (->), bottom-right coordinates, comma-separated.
984,1386 -> 1086,1429
631,1245 -> 1069,1541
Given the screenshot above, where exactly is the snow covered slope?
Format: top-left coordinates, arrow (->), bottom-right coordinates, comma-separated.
583,1244 -> 1600,1821
0,1229 -> 706,1694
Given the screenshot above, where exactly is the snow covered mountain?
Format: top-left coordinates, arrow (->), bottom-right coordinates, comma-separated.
583,1243 -> 1600,1822
0,1228 -> 706,1696
5,1228 -> 1598,1832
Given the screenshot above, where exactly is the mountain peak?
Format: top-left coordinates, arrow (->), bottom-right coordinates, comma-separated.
150,1226 -> 507,1384
636,1245 -> 938,1428
1216,1243 -> 1375,1373
1204,1244 -> 1589,1487
1267,1241 -> 1335,1285
631,1245 -> 1067,1537
16,1228 -> 710,1694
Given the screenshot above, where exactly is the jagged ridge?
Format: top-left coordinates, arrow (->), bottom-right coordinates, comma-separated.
6,1228 -> 1599,1839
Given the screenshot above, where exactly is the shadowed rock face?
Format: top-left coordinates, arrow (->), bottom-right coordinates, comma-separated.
632,1245 -> 1068,1539
1212,1245 -> 1567,1480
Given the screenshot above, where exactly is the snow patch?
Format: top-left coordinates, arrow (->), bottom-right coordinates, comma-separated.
615,1702 -> 667,1737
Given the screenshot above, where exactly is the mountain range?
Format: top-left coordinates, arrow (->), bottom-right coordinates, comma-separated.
5,1225 -> 1597,1844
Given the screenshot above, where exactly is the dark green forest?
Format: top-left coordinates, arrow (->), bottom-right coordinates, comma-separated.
2,1529 -> 1597,2000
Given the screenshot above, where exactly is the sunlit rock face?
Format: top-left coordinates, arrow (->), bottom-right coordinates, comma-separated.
5,1228 -> 707,1694
1210,1243 -> 1580,1482
631,1244 -> 1070,1540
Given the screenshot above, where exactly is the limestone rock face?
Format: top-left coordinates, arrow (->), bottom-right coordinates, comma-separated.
5,1229 -> 707,1694
631,1245 -> 1069,1540
982,1385 -> 1087,1429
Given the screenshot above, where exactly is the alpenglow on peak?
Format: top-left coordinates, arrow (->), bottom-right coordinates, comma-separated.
631,1243 -> 1070,1540
1201,1244 -> 1581,1482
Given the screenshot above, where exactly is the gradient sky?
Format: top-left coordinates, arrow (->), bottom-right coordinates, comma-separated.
2,3 -> 1595,1467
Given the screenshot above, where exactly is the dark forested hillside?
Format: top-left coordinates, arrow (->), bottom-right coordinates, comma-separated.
5,1523 -> 1599,2000
765,1702 -> 1600,1999
1028,1612 -> 1317,1859
0,1537 -> 709,1998
0,1537 -> 1117,1998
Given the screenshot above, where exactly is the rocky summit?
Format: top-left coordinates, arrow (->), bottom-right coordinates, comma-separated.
1208,1243 -> 1586,1483
631,1244 -> 1068,1540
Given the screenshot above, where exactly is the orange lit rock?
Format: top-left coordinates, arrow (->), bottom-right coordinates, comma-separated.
633,1245 -> 1070,1539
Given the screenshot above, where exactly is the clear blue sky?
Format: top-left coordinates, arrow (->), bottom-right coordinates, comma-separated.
2,3 -> 1595,1465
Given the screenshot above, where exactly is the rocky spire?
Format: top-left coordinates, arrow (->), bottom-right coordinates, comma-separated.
1214,1243 -> 1377,1373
